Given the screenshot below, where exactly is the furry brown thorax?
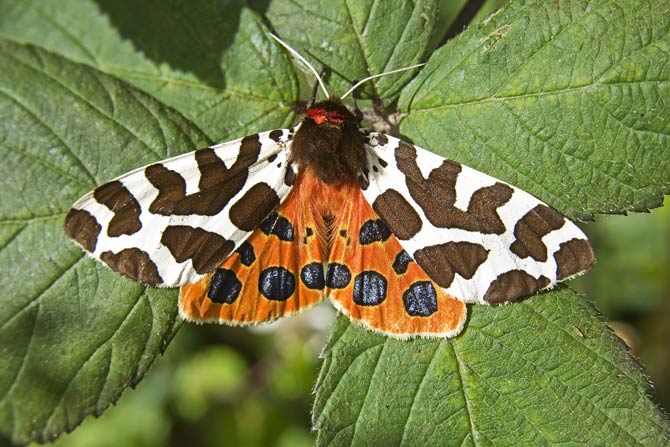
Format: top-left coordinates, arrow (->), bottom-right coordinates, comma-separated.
289,97 -> 368,185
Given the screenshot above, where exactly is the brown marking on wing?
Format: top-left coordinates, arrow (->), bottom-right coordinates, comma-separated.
228,183 -> 281,231
64,209 -> 101,252
374,134 -> 388,146
484,270 -> 550,304
93,181 -> 142,237
145,135 -> 262,216
395,141 -> 513,234
414,242 -> 489,289
100,248 -> 162,284
554,238 -> 595,280
372,189 -> 422,240
510,204 -> 566,261
144,163 -> 185,214
161,225 -> 235,274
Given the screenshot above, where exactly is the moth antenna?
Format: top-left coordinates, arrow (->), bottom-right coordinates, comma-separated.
268,32 -> 330,99
340,63 -> 426,100
350,80 -> 364,122
307,67 -> 328,109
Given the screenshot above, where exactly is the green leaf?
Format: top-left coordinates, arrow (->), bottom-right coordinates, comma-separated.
314,289 -> 670,446
0,0 -> 299,141
267,0 -> 438,99
399,0 -> 670,219
0,40 -> 209,445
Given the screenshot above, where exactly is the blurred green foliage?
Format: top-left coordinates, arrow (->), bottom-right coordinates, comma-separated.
574,196 -> 670,410
44,307 -> 334,447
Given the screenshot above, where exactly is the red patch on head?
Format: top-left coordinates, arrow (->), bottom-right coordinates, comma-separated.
307,108 -> 349,125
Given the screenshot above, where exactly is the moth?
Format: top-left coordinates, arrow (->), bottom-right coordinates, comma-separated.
64,37 -> 594,339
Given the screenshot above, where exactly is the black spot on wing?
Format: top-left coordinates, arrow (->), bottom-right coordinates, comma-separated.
269,129 -> 284,142
326,263 -> 351,289
301,263 -> 325,290
403,281 -> 438,317
208,268 -> 242,304
235,241 -> 256,267
259,267 -> 295,301
358,172 -> 370,190
284,166 -> 296,186
392,250 -> 413,274
359,219 -> 392,245
353,271 -> 387,306
259,213 -> 294,241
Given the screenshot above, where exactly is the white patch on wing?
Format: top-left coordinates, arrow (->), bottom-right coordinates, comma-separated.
413,144 -> 443,179
453,165 -> 498,212
168,153 -> 202,196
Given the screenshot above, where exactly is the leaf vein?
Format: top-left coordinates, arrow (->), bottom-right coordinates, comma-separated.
0,253 -> 85,331
0,87 -> 97,185
3,49 -> 163,162
43,287 -> 149,432
1,141 -> 91,188
399,342 -> 441,446
0,303 -> 40,404
349,340 -> 386,444
451,341 -> 479,446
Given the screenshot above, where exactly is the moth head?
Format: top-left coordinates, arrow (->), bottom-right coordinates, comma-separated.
305,97 -> 357,126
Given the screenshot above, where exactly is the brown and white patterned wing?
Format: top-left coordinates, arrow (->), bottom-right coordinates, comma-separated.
65,129 -> 297,287
363,133 -> 594,305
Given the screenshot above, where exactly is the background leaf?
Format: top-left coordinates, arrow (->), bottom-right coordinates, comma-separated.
314,290 -> 670,446
0,0 -> 299,141
0,40 -> 209,444
398,0 -> 670,219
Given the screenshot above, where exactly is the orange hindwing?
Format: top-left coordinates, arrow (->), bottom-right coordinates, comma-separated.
179,183 -> 325,325
325,188 -> 467,338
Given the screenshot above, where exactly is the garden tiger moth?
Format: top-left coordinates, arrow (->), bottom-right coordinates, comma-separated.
64,36 -> 594,339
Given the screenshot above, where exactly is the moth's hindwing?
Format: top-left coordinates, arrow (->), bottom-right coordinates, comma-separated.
179,183 -> 325,324
364,132 -> 595,305
64,129 -> 296,287
326,187 -> 467,338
